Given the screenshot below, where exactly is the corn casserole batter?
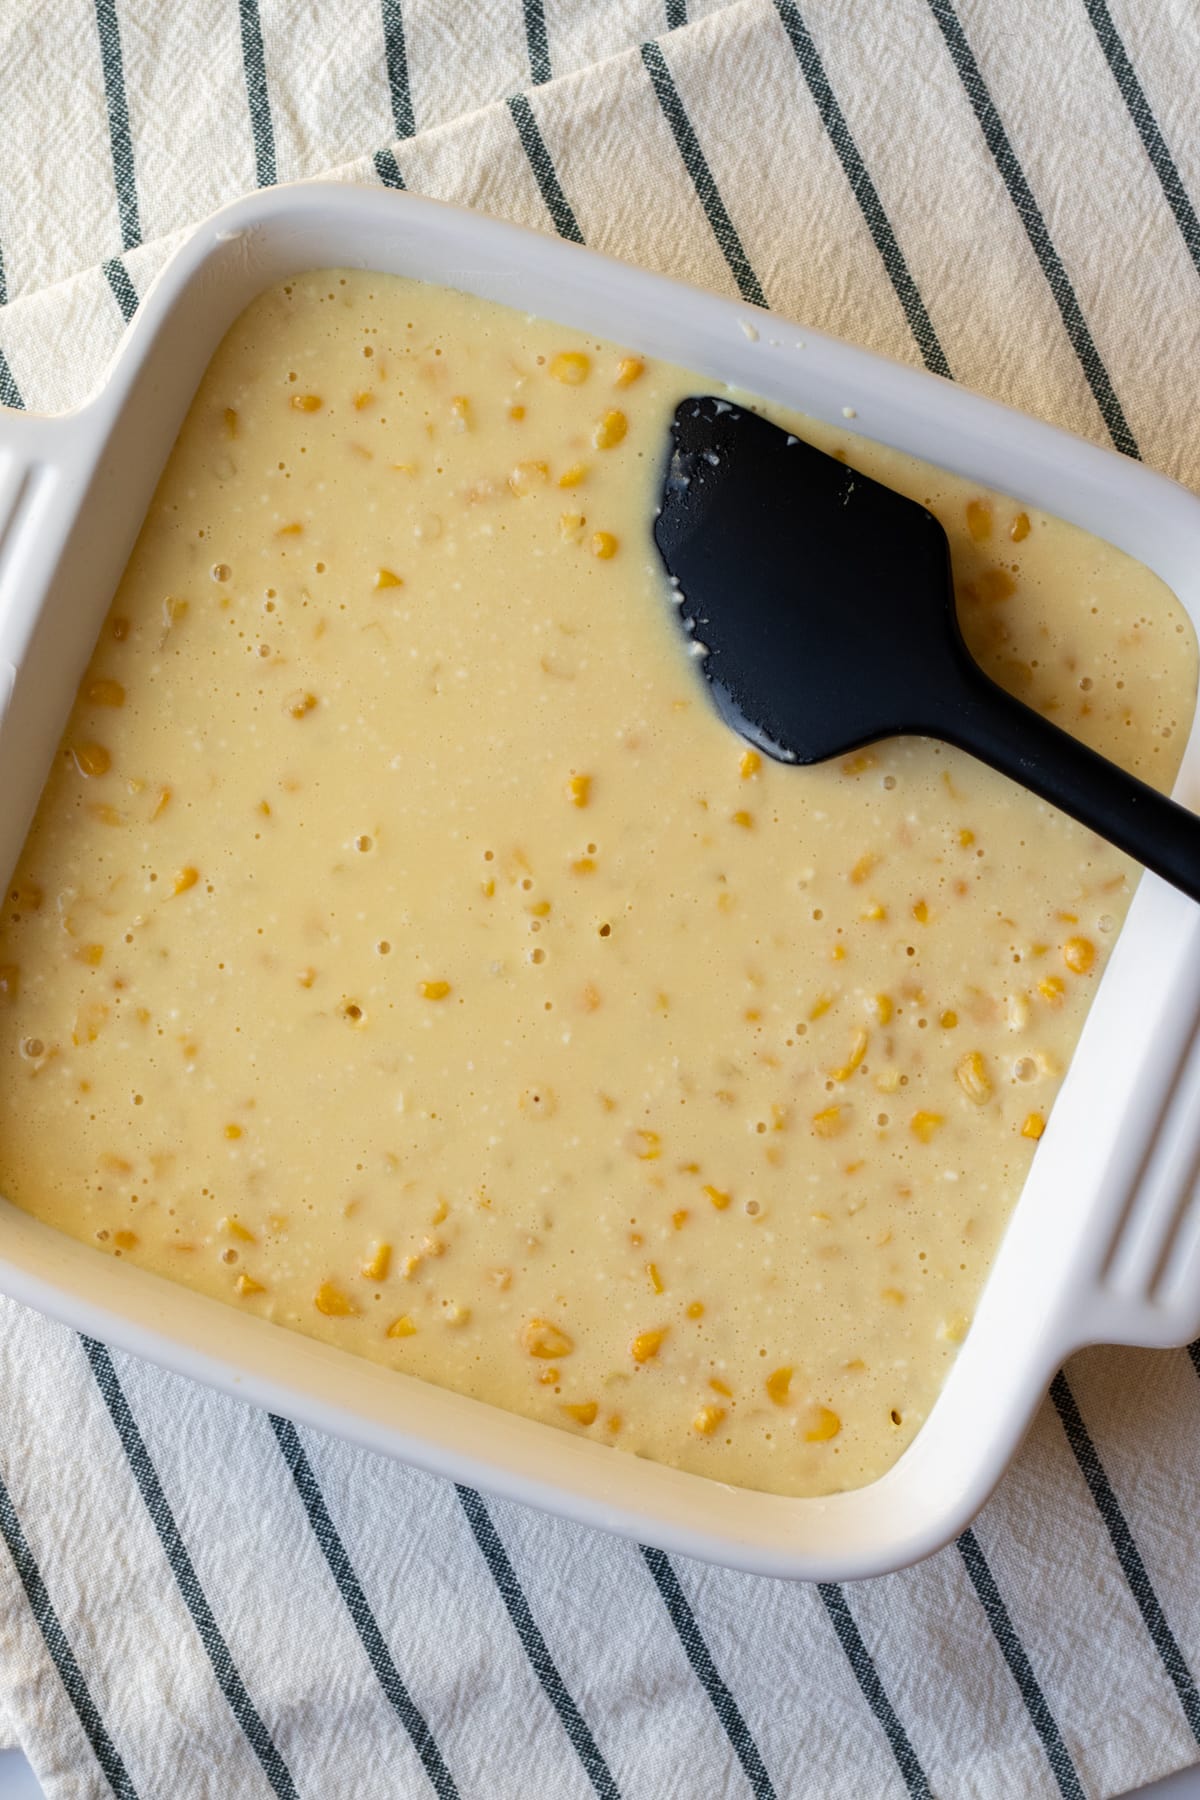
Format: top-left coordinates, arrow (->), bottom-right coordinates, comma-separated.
0,272 -> 1193,1497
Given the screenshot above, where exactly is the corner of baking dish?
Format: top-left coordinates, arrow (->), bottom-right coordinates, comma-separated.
1,185 -> 1200,1581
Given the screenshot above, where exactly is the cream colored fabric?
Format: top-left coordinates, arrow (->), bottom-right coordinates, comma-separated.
2,4 -> 1200,1797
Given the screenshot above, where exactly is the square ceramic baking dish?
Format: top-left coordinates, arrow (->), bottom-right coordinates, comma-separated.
2,184 -> 1200,1583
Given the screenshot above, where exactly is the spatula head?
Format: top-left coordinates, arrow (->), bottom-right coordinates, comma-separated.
653,397 -> 966,763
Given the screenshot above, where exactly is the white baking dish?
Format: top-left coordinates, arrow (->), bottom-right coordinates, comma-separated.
2,185 -> 1199,1582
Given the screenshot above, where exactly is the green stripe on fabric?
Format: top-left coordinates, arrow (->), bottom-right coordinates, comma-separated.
1050,1372 -> 1200,1743
457,1487 -> 621,1799
816,1585 -> 932,1798
0,353 -> 21,410
640,1546 -> 777,1799
81,1338 -> 300,1800
270,1418 -> 460,1797
94,0 -> 142,250
374,147 -> 406,189
239,0 -> 277,188
639,40 -> 766,307
0,1467 -> 139,1798
957,1528 -> 1086,1799
773,0 -> 952,378
926,0 -> 1138,457
0,241 -> 19,406
524,0 -> 552,85
103,258 -> 139,322
507,94 -> 584,243
381,0 -> 416,139
1083,0 -> 1200,281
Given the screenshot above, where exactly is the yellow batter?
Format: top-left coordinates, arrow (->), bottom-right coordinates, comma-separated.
0,271 -> 1193,1497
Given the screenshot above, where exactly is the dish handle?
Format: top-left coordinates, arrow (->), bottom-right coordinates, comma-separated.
0,405 -> 92,680
1070,989 -> 1200,1352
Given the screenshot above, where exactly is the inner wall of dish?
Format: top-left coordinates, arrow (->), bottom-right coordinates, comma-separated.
0,269 -> 1194,1499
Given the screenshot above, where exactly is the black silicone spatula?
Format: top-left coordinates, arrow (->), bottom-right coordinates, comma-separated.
654,396 -> 1200,902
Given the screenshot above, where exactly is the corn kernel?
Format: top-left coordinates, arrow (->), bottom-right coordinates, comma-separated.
939,1312 -> 970,1342
85,678 -> 125,708
151,786 -> 172,820
562,1400 -> 598,1425
72,1001 -> 108,1045
71,742 -> 111,778
1021,1112 -> 1045,1140
362,1243 -> 392,1281
450,394 -> 471,429
221,1216 -> 255,1242
112,1229 -> 138,1251
508,403 -> 526,421
172,866 -> 199,897
631,1328 -> 666,1363
912,899 -> 930,924
557,462 -> 587,488
567,773 -> 591,808
590,530 -> 618,559
978,568 -> 1016,603
571,856 -> 596,875
314,1281 -> 357,1317
549,350 -> 591,385
831,1029 -> 868,1082
940,1010 -> 958,1029
1038,975 -> 1066,1006
1010,511 -> 1031,542
509,460 -> 550,497
672,1209 -> 690,1230
692,1404 -> 726,1435
1062,935 -> 1096,975
911,1110 -> 944,1143
615,356 -> 644,387
871,993 -> 893,1025
235,1273 -> 265,1297
811,1105 -> 845,1138
419,980 -> 451,1001
353,390 -> 375,411
959,827 -> 975,847
223,1123 -> 243,1141
374,568 -> 403,589
850,852 -> 877,885
739,749 -> 761,779
709,1377 -> 733,1398
731,809 -> 753,829
76,943 -> 105,967
285,691 -> 318,719
223,407 -> 238,437
387,1314 -> 418,1338
592,409 -> 628,450
965,499 -> 992,542
956,1050 -> 992,1104
632,1129 -> 661,1160
686,1299 -> 704,1318
809,994 -> 832,1021
291,393 -> 322,412
559,511 -> 587,541
522,1318 -> 574,1358
646,1261 -> 664,1294
805,1406 -> 841,1442
766,1366 -> 793,1405
703,1184 -> 731,1210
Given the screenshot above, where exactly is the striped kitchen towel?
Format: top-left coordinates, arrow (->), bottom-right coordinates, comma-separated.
3,3 -> 1200,1796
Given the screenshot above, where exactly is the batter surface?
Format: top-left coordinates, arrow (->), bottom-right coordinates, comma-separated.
0,271 -> 1193,1496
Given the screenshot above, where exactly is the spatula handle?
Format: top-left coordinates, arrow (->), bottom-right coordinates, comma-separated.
934,666 -> 1200,903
